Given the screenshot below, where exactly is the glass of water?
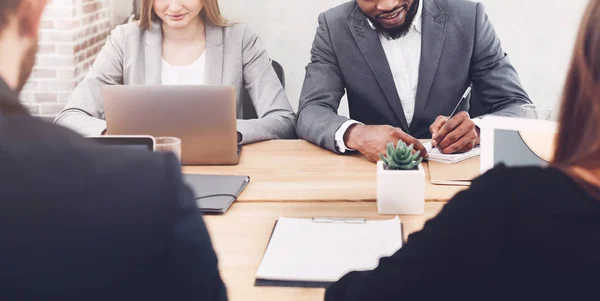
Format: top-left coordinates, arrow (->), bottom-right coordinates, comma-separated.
155,137 -> 181,162
521,104 -> 553,121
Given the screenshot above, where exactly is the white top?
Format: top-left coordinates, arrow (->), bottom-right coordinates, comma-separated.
335,2 -> 424,153
160,51 -> 207,85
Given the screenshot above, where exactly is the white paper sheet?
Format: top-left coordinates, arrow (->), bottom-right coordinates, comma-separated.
256,216 -> 402,283
424,141 -> 481,164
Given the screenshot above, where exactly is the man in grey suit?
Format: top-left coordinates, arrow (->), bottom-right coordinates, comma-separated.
297,0 -> 531,161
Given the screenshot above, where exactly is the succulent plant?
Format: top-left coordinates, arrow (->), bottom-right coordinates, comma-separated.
380,140 -> 423,170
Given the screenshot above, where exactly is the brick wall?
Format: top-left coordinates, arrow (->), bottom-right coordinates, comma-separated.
20,0 -> 112,119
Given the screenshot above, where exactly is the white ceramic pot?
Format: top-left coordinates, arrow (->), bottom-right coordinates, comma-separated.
376,161 -> 425,215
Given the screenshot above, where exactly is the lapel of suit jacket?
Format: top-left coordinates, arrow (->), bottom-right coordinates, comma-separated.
410,0 -> 448,132
144,21 -> 162,85
205,22 -> 224,85
348,5 -> 409,131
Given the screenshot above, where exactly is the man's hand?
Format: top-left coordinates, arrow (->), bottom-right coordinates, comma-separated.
429,112 -> 479,154
344,124 -> 428,162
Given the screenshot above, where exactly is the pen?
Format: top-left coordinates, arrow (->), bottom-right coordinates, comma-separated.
448,86 -> 472,120
432,86 -> 472,149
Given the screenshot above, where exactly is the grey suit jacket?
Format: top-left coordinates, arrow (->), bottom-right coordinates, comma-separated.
297,0 -> 532,153
55,21 -> 296,144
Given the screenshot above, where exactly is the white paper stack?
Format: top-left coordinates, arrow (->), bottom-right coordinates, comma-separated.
256,216 -> 402,283
424,142 -> 481,164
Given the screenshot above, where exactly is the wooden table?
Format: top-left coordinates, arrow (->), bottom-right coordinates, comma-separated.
184,140 -> 471,202
204,202 -> 446,301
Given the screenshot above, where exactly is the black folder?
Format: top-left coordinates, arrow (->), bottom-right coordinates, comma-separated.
183,174 -> 250,214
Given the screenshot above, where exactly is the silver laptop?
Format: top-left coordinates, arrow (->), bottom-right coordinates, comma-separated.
103,85 -> 240,165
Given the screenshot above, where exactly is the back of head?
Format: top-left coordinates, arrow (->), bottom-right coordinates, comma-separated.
0,0 -> 47,97
0,1 -> 20,31
0,0 -> 29,113
554,0 -> 600,168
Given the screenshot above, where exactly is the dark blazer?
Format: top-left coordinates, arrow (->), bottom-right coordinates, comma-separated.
297,0 -> 531,153
0,79 -> 227,300
326,166 -> 600,300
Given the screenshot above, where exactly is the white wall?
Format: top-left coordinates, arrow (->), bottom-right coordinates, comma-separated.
220,0 -> 589,116
110,0 -> 134,26
479,0 -> 588,112
219,0 -> 351,116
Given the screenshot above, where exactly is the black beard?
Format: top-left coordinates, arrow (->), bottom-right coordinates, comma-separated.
368,0 -> 420,40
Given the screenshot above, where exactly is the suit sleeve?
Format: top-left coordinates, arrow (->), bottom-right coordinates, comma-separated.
469,3 -> 531,117
54,26 -> 126,136
296,13 -> 351,154
325,167 -> 513,301
164,155 -> 228,300
237,24 -> 297,144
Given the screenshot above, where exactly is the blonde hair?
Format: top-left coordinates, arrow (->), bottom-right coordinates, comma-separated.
138,0 -> 228,30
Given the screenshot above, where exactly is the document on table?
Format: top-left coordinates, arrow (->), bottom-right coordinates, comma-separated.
255,216 -> 403,287
424,141 -> 481,164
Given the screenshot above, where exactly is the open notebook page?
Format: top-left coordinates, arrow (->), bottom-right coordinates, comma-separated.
256,217 -> 402,283
424,141 -> 481,164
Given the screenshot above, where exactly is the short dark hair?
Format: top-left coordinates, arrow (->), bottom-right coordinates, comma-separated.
0,0 -> 21,34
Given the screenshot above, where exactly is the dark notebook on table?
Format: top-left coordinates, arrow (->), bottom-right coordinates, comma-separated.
183,174 -> 250,214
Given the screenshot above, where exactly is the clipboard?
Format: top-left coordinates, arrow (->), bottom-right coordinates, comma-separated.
254,217 -> 405,288
428,156 -> 480,186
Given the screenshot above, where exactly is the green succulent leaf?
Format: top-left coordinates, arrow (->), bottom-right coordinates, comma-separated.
380,154 -> 390,166
409,151 -> 421,161
396,140 -> 403,151
398,162 -> 414,170
393,148 -> 405,163
383,139 -> 424,170
386,143 -> 395,157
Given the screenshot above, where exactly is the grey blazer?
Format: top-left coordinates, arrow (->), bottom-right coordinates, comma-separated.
297,0 -> 532,153
55,21 -> 296,144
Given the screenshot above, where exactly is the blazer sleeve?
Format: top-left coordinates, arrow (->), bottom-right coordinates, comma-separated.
469,2 -> 532,117
54,26 -> 126,136
325,167 -> 513,301
296,14 -> 349,153
237,25 -> 296,144
296,13 -> 350,154
164,154 -> 228,300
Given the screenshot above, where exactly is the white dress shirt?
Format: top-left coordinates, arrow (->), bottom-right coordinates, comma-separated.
161,51 -> 207,85
335,2 -> 423,153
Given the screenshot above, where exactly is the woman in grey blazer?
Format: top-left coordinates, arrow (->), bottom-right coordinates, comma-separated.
55,0 -> 296,144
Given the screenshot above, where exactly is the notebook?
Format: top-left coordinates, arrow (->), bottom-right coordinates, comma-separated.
183,174 -> 250,214
255,216 -> 403,288
428,156 -> 480,186
424,141 -> 481,164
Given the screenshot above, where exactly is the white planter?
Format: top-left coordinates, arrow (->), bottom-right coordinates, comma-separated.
376,161 -> 425,215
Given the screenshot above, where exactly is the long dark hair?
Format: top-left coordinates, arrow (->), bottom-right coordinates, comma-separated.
553,0 -> 600,168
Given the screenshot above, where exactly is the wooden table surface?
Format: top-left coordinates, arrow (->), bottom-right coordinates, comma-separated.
204,202 -> 446,301
184,140 -> 472,202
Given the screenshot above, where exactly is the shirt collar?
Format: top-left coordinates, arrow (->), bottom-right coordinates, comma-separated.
367,0 -> 423,34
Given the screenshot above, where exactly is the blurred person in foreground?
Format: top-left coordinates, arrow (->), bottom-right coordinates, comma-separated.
326,1 -> 600,299
0,0 -> 226,299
